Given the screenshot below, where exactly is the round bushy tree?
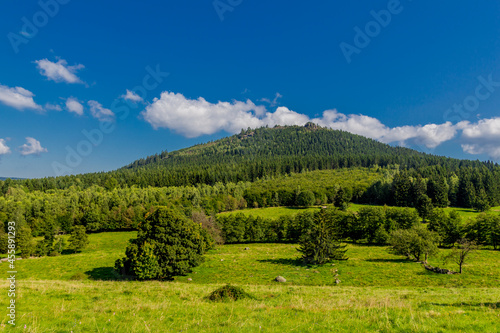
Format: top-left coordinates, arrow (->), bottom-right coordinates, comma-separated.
297,190 -> 315,207
116,207 -> 213,280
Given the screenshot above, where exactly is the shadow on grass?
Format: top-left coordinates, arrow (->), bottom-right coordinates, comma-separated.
429,302 -> 500,309
365,258 -> 413,263
85,267 -> 123,281
258,258 -> 306,267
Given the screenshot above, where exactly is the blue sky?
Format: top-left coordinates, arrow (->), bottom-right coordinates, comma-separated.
1,0 -> 500,178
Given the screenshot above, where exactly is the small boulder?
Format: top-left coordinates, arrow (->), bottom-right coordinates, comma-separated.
187,278 -> 193,282
275,276 -> 286,283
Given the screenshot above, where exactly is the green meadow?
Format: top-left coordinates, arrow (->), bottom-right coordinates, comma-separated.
219,204 -> 500,221
1,230 -> 499,332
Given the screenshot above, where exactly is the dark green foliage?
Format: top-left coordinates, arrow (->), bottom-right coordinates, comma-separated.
298,209 -> 347,264
357,207 -> 386,244
427,178 -> 449,208
465,214 -> 500,249
296,190 -> 315,207
473,189 -> 491,212
68,225 -> 89,252
385,207 -> 420,230
206,284 -> 254,302
0,229 -> 7,253
428,209 -> 463,247
388,225 -> 440,262
115,207 -> 213,280
17,226 -> 35,258
416,194 -> 434,222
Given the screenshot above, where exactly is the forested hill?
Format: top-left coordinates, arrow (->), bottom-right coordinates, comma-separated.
3,124 -> 499,191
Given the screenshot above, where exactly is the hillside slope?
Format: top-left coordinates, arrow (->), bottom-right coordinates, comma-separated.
5,124 -> 498,191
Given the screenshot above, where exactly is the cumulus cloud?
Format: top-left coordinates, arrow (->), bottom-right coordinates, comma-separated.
142,91 -> 500,160
0,139 -> 11,155
66,97 -> 84,115
19,137 -> 48,156
460,117 -> 500,159
34,58 -> 84,84
121,89 -> 143,102
0,84 -> 42,111
142,92 -> 267,137
88,100 -> 115,122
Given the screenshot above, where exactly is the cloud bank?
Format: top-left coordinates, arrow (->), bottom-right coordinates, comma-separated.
142,91 -> 500,160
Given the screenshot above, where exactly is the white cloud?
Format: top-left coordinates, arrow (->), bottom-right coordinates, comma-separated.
460,117 -> 500,159
142,91 -> 500,160
142,92 -> 267,137
19,137 -> 48,156
66,97 -> 84,116
88,100 -> 115,122
0,139 -> 11,155
44,103 -> 62,111
121,89 -> 143,102
0,84 -> 42,111
34,58 -> 84,84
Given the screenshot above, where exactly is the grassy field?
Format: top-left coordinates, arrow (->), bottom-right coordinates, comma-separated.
1,232 -> 499,331
219,204 -> 500,221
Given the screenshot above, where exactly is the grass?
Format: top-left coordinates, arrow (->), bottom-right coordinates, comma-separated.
1,232 -> 500,331
218,204 -> 500,221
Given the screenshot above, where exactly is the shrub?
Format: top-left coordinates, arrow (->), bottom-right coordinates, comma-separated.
297,190 -> 315,207
115,207 -> 213,280
207,284 -> 254,302
388,225 -> 440,263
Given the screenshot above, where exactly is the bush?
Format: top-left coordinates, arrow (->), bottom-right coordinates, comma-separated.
388,225 -> 440,262
115,207 -> 213,280
297,190 -> 315,207
207,284 -> 254,302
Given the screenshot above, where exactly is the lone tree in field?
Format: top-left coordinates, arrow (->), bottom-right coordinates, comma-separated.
115,207 -> 213,280
68,225 -> 89,253
388,225 -> 440,263
298,209 -> 347,264
444,238 -> 477,274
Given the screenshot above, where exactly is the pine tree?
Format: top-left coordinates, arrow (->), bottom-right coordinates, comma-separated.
298,209 -> 347,264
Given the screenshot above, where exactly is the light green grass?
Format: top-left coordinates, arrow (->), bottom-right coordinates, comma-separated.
2,232 -> 500,332
2,281 -> 499,332
218,204 -> 500,221
218,206 -> 322,219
